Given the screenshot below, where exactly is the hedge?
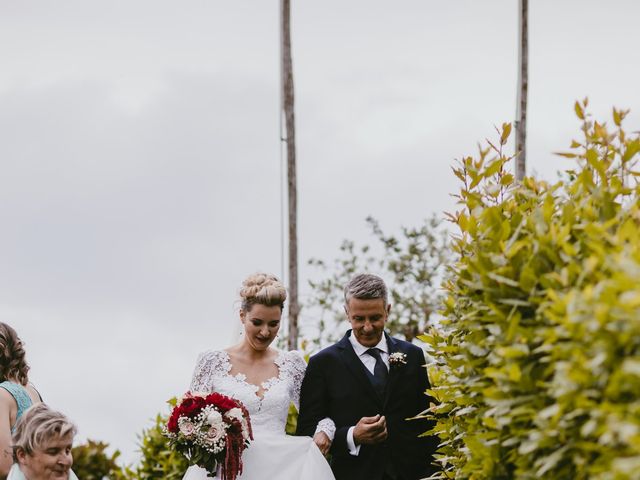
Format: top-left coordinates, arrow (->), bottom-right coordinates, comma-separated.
422,102 -> 640,479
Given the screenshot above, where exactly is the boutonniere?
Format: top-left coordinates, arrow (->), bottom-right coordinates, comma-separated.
388,352 -> 408,368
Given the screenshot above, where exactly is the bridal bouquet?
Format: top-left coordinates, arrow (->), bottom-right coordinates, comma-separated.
165,392 -> 253,480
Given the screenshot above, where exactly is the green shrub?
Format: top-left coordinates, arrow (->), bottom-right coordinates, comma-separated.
286,403 -> 298,435
72,440 -> 126,480
126,414 -> 189,480
81,413 -> 191,480
422,102 -> 640,479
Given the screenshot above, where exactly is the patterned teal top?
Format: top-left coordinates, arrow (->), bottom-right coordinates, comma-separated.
0,381 -> 33,431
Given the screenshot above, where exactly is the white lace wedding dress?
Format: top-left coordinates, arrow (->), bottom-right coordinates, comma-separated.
182,350 -> 335,480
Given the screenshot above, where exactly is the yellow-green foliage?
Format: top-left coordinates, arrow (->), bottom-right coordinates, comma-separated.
72,440 -> 127,480
286,402 -> 298,435
422,102 -> 640,479
126,414 -> 189,480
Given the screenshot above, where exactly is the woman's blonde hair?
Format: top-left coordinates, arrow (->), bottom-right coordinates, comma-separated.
239,273 -> 287,311
0,323 -> 30,385
12,403 -> 77,460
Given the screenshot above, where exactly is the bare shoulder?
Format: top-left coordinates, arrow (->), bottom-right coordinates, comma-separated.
0,388 -> 16,415
223,344 -> 240,356
0,388 -> 14,406
267,347 -> 282,362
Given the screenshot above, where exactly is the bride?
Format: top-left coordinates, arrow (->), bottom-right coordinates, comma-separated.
182,273 -> 335,480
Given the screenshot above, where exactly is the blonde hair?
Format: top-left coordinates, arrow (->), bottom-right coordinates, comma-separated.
0,323 -> 30,385
240,273 -> 287,311
12,403 -> 76,460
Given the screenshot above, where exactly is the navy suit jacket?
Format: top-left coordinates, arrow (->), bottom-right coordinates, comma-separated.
297,331 -> 438,480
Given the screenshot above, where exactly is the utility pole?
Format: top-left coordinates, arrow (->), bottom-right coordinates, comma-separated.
281,0 -> 299,350
515,0 -> 528,180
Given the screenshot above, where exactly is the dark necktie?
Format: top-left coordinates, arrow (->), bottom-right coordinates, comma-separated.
365,348 -> 388,391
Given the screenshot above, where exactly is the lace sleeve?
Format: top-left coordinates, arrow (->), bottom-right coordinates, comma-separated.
283,350 -> 307,410
189,350 -> 225,393
283,351 -> 336,440
315,418 -> 336,440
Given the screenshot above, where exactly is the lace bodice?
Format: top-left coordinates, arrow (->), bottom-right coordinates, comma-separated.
190,350 -> 334,438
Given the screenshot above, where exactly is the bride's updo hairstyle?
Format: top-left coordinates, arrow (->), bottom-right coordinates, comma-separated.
240,273 -> 287,312
0,323 -> 30,385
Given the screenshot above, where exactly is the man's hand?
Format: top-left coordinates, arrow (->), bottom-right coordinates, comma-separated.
353,414 -> 387,445
313,431 -> 332,456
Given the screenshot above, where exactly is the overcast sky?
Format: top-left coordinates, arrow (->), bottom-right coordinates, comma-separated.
1,0 -> 639,464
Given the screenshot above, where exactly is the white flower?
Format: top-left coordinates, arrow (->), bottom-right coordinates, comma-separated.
203,423 -> 226,446
206,409 -> 223,427
224,407 -> 244,422
178,417 -> 196,438
389,352 -> 408,367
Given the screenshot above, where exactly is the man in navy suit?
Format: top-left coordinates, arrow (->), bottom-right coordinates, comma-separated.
297,274 -> 438,480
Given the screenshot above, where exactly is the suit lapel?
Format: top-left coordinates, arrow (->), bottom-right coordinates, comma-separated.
383,333 -> 402,408
337,331 -> 383,409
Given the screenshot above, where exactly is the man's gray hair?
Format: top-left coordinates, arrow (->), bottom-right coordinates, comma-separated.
12,403 -> 77,460
344,273 -> 388,306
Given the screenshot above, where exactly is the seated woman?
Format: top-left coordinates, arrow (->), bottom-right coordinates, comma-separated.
0,324 -> 43,479
8,403 -> 78,480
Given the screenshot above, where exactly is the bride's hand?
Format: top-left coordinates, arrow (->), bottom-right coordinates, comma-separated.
313,431 -> 331,456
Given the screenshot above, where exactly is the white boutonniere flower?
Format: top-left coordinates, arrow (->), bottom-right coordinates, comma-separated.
388,352 -> 408,368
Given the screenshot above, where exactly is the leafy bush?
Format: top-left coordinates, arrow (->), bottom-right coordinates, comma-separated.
71,416 -> 189,480
126,414 -> 189,480
72,440 -> 127,480
306,215 -> 450,346
285,403 -> 298,435
423,102 -> 640,479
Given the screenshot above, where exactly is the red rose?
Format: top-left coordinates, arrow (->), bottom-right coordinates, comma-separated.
205,393 -> 238,412
179,395 -> 207,417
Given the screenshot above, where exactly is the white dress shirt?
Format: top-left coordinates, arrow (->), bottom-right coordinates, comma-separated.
346,333 -> 389,456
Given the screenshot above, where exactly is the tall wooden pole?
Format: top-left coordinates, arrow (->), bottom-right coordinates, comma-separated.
515,0 -> 528,180
281,0 -> 299,350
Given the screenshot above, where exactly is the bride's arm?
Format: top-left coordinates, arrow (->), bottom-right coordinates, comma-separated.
287,351 -> 335,454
